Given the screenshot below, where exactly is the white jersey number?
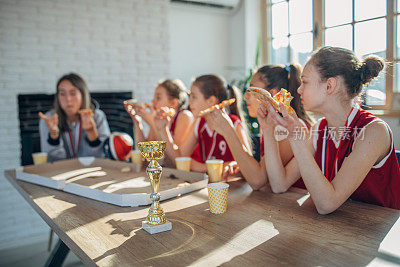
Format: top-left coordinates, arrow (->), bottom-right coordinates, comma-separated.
219,140 -> 227,156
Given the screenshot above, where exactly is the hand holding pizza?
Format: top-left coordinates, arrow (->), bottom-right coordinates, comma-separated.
38,112 -> 59,135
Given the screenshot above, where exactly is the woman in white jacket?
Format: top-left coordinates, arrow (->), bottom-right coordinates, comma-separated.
39,73 -> 110,162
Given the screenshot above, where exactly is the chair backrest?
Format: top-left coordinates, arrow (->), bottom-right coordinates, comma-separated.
18,92 -> 133,166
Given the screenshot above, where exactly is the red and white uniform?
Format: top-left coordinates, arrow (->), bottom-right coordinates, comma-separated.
169,109 -> 182,136
169,109 -> 201,162
194,114 -> 241,163
296,105 -> 400,209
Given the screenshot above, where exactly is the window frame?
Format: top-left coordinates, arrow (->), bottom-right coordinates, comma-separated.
263,0 -> 398,110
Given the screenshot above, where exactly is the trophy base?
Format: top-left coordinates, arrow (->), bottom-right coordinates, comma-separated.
142,220 -> 172,234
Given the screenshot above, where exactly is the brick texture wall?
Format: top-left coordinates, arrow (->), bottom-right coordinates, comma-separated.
0,0 -> 169,250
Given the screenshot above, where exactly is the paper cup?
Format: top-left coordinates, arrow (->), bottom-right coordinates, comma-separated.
131,150 -> 143,164
78,156 -> 95,166
131,150 -> 143,173
32,152 -> 47,165
207,182 -> 229,214
205,159 -> 223,183
175,157 -> 191,172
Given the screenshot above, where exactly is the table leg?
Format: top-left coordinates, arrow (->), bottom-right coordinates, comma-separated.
47,229 -> 54,252
44,239 -> 70,267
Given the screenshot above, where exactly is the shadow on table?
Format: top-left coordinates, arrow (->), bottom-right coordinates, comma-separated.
93,181 -> 400,266
12,172 -> 400,266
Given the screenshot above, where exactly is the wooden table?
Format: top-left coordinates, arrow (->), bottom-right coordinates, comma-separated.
4,170 -> 400,266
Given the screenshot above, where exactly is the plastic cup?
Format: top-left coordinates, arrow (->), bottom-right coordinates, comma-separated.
207,182 -> 229,214
32,152 -> 47,165
205,159 -> 223,183
131,150 -> 143,164
131,150 -> 143,173
175,157 -> 191,172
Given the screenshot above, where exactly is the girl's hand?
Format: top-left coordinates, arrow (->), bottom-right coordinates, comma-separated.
39,112 -> 59,133
154,112 -> 171,131
80,111 -> 96,132
221,161 -> 239,180
123,101 -> 144,124
256,102 -> 275,132
265,101 -> 304,140
136,105 -> 156,125
204,108 -> 233,135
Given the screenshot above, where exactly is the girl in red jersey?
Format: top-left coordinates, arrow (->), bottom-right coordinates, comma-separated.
124,79 -> 196,164
206,64 -> 313,189
259,47 -> 400,212
156,74 -> 252,173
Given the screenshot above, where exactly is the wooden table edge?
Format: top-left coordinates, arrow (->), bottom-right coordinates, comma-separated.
4,169 -> 97,267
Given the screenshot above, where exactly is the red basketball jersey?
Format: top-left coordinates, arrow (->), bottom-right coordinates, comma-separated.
195,114 -> 241,163
307,105 -> 400,209
169,109 -> 182,136
169,109 -> 201,162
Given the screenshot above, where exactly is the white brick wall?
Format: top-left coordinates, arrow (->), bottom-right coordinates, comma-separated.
0,0 -> 169,250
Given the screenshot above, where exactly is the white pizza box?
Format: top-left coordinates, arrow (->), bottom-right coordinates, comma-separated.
63,175 -> 208,207
15,167 -> 66,190
15,157 -> 208,207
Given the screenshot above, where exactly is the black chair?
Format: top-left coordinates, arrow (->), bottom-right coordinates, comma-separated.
18,92 -> 133,166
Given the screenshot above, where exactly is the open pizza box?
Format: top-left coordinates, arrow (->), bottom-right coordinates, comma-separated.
16,157 -> 208,207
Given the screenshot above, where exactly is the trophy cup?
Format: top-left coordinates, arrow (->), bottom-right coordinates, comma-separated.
137,141 -> 172,234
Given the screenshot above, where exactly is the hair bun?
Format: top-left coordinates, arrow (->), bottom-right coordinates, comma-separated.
360,55 -> 385,85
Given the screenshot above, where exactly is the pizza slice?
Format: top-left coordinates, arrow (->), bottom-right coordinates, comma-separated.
247,87 -> 295,115
198,98 -> 236,117
160,106 -> 176,117
78,109 -> 94,117
125,99 -> 146,109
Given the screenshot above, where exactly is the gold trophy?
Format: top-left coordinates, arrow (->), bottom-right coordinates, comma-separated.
137,141 -> 172,234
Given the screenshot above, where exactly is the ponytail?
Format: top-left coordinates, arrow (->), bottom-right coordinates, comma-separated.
256,64 -> 314,126
158,79 -> 188,109
309,46 -> 385,98
359,56 -> 385,86
194,74 -> 252,152
226,84 -> 252,153
287,64 -> 314,126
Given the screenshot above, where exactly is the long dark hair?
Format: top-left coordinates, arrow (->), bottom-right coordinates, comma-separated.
256,64 -> 314,126
308,46 -> 385,98
193,74 -> 252,152
54,73 -> 92,132
158,79 -> 188,109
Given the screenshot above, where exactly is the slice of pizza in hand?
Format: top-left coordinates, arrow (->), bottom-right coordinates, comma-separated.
198,98 -> 236,117
160,106 -> 176,117
125,99 -> 146,109
247,87 -> 295,115
78,109 -> 94,117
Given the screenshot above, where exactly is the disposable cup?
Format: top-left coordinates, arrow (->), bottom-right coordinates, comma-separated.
207,182 -> 229,214
32,152 -> 47,165
205,159 -> 223,183
175,157 -> 191,172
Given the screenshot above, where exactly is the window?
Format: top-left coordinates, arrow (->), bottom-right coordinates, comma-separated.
270,0 -> 313,67
265,0 -> 398,109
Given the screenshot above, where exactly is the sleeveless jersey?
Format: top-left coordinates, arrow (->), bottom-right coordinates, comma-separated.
169,109 -> 201,161
194,114 -> 241,163
169,109 -> 182,136
305,105 -> 400,209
